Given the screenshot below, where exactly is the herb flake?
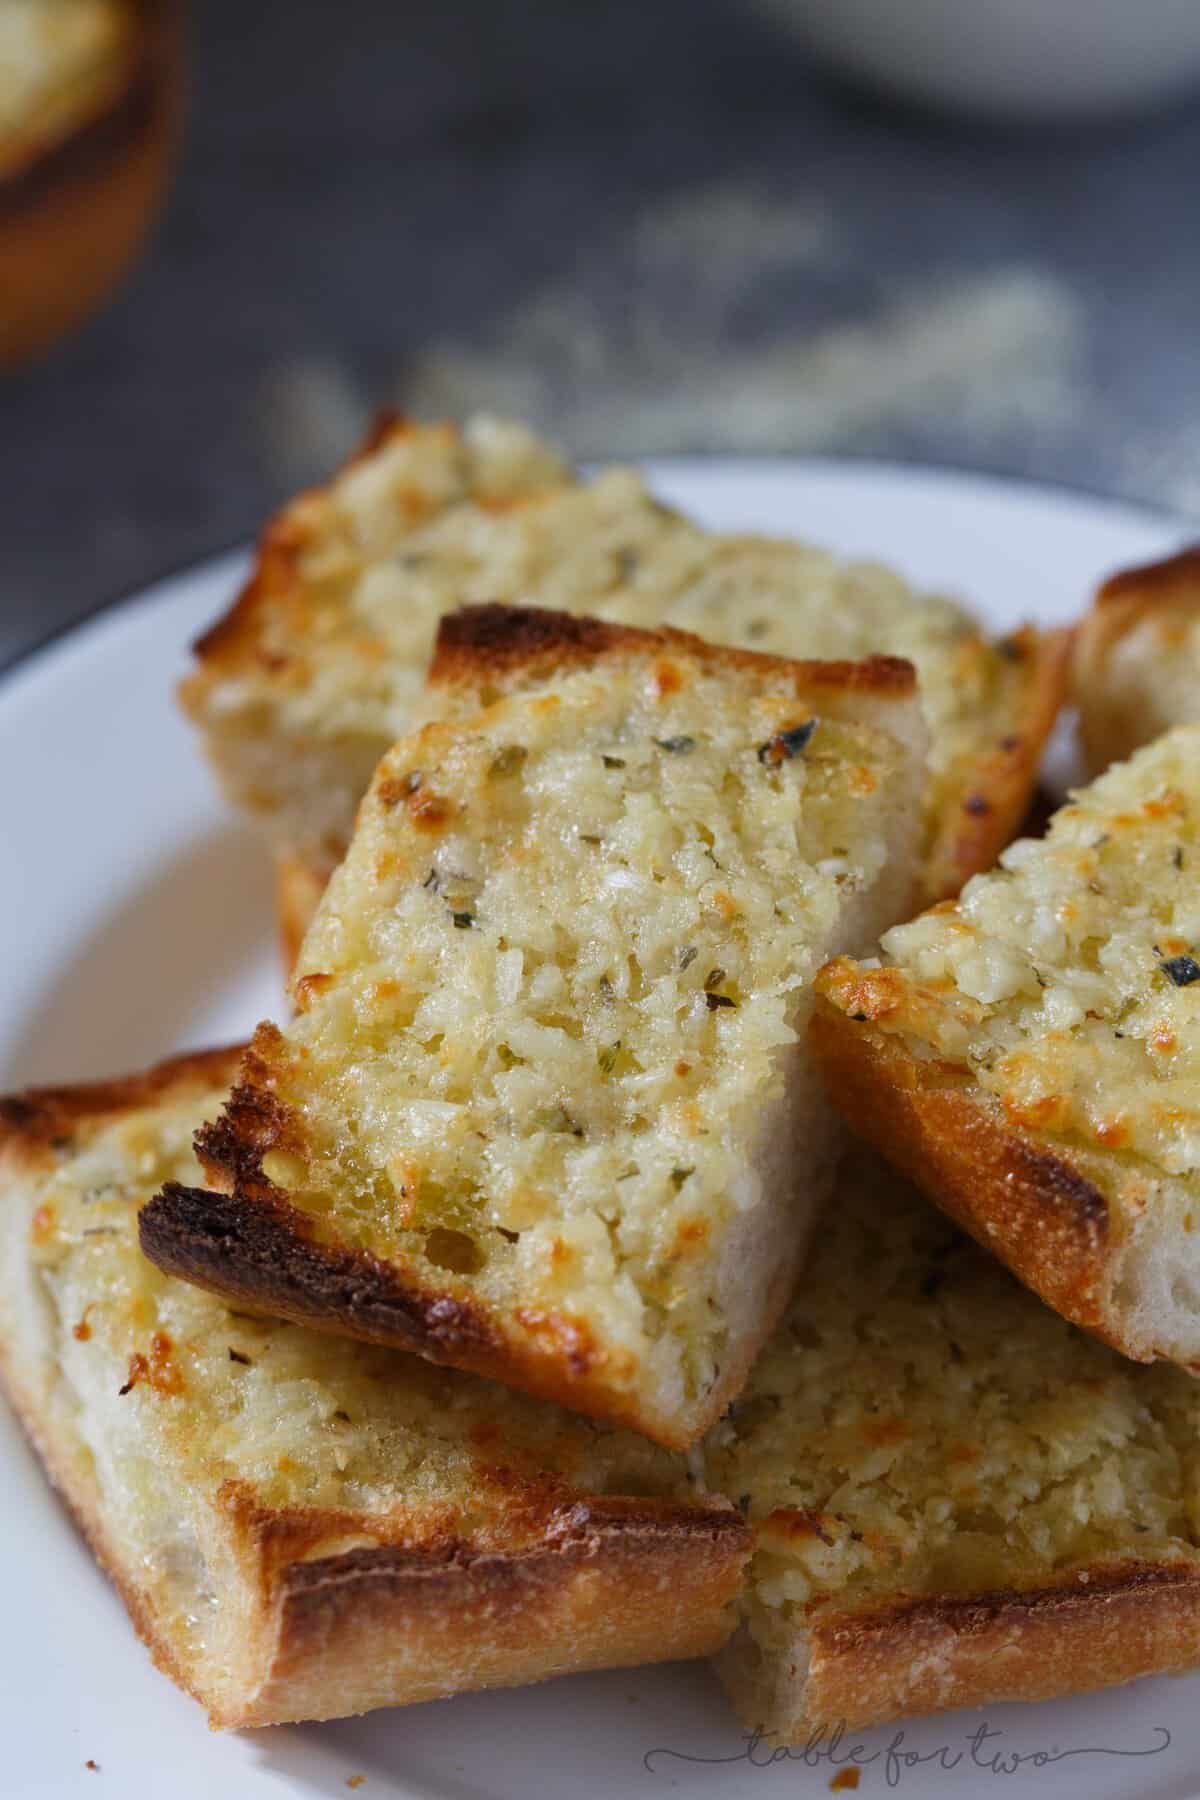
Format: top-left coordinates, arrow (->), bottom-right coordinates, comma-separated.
1163,953 -> 1200,988
757,719 -> 818,766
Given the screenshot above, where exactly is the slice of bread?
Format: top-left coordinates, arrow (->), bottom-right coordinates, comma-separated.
144,607 -> 928,1448
1074,546 -> 1200,776
705,1147 -> 1200,1739
0,1047 -> 748,1729
181,415 -> 1067,940
813,724 -> 1200,1369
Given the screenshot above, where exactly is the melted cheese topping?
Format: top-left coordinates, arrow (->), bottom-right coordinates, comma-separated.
705,1150 -> 1200,1626
191,415 -> 1017,878
24,1087 -> 693,1529
272,647 -> 916,1400
823,727 -> 1200,1183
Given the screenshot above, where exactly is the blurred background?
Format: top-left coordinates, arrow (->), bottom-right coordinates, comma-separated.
2,0 -> 1199,669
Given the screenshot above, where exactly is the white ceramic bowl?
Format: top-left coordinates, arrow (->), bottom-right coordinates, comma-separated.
753,0 -> 1200,122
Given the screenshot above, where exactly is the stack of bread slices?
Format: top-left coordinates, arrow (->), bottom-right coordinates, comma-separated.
5,414 -> 1200,1739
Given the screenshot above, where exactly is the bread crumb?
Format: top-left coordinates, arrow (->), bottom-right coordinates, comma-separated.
84,1762 -> 99,1774
830,1772 -> 860,1792
346,1779 -> 366,1792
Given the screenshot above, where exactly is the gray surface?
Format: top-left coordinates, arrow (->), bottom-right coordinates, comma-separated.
3,0 -> 1200,671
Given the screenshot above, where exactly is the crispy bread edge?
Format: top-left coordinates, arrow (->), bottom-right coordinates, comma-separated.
808,1002 -> 1119,1347
141,1171 -> 717,1450
234,1493 -> 749,1728
0,1043 -> 245,1147
1074,546 -> 1200,693
921,625 -> 1073,904
1073,547 -> 1200,772
0,1048 -> 248,1714
0,1051 -> 749,1726
155,615 -> 926,1447
178,412 -> 426,699
429,602 -> 918,698
718,1562 -> 1200,1738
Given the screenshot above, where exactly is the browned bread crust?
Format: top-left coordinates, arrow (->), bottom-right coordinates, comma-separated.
708,1138 -> 1200,1739
427,601 -> 920,699
146,605 -> 929,1446
273,619 -> 1069,972
0,1049 -> 749,1727
182,414 -> 459,683
921,624 -> 1072,904
773,1562 -> 1200,1730
1074,545 -> 1200,774
808,1004 -> 1118,1346
0,1042 -> 240,1143
185,417 -> 1067,965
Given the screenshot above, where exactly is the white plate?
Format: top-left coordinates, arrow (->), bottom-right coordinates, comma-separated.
1,459 -> 1196,1800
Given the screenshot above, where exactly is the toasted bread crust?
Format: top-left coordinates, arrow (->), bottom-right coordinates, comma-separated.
271,614 -> 1063,964
804,1562 -> 1200,1729
809,1004 -> 1117,1344
182,414 -> 448,681
152,621 -> 929,1447
1074,547 -> 1200,773
140,1174 -> 745,1448
268,600 -> 920,976
240,1494 -> 746,1728
0,1043 -> 243,1148
429,602 -> 919,698
2,1324 -> 746,1729
1096,545 -> 1200,609
0,1049 -> 750,1726
921,625 -> 1072,904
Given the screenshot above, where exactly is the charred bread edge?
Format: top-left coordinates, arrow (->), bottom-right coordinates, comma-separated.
0,1049 -> 749,1727
152,617 -> 923,1446
428,601 -> 919,699
921,624 -> 1073,904
142,1162 -> 752,1450
809,1002 -> 1119,1347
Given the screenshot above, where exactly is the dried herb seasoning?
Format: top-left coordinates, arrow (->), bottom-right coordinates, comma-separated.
757,719 -> 817,766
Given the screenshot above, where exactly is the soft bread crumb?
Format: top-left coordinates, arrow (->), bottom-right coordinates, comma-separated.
0,1052 -> 747,1727
707,1149 -> 1200,1739
179,614 -> 927,1445
184,415 -> 1058,902
816,724 -> 1200,1367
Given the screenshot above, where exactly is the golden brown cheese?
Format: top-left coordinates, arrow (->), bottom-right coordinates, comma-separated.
814,725 -> 1200,1371
148,610 -> 927,1447
183,415 -> 1065,904
0,1049 -> 747,1727
706,1149 -> 1200,1739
